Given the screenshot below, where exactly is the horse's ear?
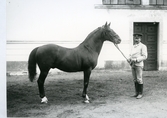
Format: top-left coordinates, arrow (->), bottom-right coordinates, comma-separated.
108,22 -> 111,27
104,22 -> 108,27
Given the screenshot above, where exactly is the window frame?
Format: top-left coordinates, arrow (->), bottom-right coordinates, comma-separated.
96,0 -> 167,9
102,0 -> 141,5
102,0 -> 167,6
149,0 -> 167,5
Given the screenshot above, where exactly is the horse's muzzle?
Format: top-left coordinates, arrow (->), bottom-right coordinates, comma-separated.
116,38 -> 121,44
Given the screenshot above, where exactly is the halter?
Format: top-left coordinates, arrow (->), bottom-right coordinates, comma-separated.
102,28 -> 119,43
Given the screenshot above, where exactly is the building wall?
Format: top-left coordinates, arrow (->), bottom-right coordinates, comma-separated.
6,0 -> 167,72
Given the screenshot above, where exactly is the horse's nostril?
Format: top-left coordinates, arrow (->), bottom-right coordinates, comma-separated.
119,39 -> 121,43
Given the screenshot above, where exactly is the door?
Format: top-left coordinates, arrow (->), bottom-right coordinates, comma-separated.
134,23 -> 158,71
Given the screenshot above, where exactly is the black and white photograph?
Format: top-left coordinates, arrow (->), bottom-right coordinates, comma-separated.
2,0 -> 167,117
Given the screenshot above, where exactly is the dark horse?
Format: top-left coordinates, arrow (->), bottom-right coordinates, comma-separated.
28,22 -> 121,103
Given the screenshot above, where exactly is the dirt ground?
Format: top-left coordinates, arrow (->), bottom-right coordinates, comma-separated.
7,70 -> 167,118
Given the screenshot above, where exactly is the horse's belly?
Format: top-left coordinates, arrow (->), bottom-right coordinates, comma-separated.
57,67 -> 82,72
52,66 -> 82,72
52,60 -> 82,72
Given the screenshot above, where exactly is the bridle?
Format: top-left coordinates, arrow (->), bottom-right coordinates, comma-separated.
102,28 -> 119,43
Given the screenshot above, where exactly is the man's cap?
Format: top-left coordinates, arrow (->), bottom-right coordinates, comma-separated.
133,33 -> 143,37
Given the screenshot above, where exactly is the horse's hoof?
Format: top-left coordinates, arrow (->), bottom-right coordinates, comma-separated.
41,100 -> 48,103
83,100 -> 90,104
85,94 -> 89,101
41,96 -> 48,103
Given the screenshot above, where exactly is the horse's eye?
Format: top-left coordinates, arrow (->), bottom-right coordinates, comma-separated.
106,30 -> 109,32
106,30 -> 110,33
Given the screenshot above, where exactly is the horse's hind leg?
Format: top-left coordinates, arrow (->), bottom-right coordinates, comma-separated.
37,70 -> 49,103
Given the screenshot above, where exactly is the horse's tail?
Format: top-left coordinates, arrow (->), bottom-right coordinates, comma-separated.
28,47 -> 38,82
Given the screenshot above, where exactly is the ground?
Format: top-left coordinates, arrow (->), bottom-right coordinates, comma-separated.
7,70 -> 167,118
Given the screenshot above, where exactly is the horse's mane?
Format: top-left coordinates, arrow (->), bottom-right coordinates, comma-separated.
80,27 -> 101,45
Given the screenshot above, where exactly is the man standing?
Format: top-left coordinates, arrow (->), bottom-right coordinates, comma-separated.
129,33 -> 148,99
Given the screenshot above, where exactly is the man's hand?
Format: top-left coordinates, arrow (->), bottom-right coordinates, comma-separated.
128,58 -> 137,66
131,58 -> 137,63
128,59 -> 133,66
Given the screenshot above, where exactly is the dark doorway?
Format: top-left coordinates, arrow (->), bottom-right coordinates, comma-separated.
134,22 -> 158,71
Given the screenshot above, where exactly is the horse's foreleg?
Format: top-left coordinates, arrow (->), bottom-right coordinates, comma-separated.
37,71 -> 49,103
82,68 -> 92,103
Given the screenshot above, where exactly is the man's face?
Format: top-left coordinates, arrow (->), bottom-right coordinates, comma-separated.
133,37 -> 141,44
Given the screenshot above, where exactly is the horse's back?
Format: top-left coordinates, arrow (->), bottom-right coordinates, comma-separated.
35,43 -> 98,72
35,44 -> 83,71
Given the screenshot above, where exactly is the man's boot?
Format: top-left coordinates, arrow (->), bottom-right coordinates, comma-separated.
136,84 -> 143,99
131,82 -> 138,97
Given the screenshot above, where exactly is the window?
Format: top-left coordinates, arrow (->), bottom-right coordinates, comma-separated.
102,0 -> 167,5
102,0 -> 141,5
149,0 -> 167,5
98,0 -> 167,9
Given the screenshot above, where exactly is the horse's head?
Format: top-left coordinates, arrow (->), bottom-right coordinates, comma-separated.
101,22 -> 121,44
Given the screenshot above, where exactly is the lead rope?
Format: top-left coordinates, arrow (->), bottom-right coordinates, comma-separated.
114,44 -> 130,64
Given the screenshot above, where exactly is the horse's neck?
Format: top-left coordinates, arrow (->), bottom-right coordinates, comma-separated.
79,29 -> 104,55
